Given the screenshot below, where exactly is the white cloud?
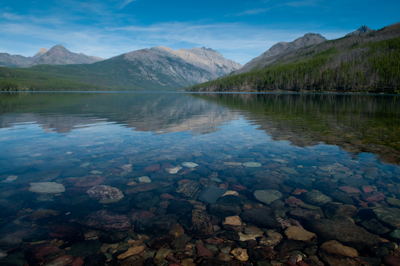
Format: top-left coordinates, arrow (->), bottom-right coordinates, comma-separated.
119,0 -> 136,9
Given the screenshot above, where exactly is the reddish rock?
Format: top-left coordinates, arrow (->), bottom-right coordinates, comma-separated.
145,164 -> 160,172
285,197 -> 303,205
49,225 -> 84,241
204,238 -> 224,245
292,189 -> 307,195
26,245 -> 60,266
338,186 -> 361,194
232,184 -> 247,191
79,210 -> 131,231
362,192 -> 386,202
160,193 -> 175,200
383,255 -> 400,266
178,179 -> 190,184
125,181 -> 173,194
130,210 -> 155,222
297,261 -> 310,266
87,185 -> 124,203
70,257 -> 84,266
166,254 -> 180,264
196,243 -> 213,257
44,255 -> 74,266
73,176 -> 105,188
361,186 -> 377,193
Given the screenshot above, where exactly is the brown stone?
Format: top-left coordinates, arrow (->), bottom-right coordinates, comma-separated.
284,226 -> 316,242
117,245 -> 147,259
320,240 -> 358,257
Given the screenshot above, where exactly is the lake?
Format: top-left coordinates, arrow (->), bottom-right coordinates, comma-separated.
0,92 -> 400,266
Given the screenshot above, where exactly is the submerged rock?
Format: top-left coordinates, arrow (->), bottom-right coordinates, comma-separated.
165,166 -> 182,174
302,190 -> 332,206
182,162 -> 199,168
79,210 -> 131,231
284,226 -> 316,242
180,209 -> 214,239
87,185 -> 124,204
254,189 -> 282,204
243,162 -> 262,167
135,214 -> 178,235
125,181 -> 173,194
308,216 -> 381,250
175,181 -> 203,199
241,207 -> 278,228
29,182 -> 65,194
372,207 -> 400,228
198,187 -> 227,203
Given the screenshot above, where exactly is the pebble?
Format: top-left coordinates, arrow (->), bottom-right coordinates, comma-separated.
231,248 -> 249,261
137,176 -> 152,183
243,162 -> 262,167
182,162 -> 199,168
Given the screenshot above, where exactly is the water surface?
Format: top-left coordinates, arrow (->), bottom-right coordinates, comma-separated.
0,92 -> 399,265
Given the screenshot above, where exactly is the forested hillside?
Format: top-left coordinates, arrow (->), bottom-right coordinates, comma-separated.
187,23 -> 400,93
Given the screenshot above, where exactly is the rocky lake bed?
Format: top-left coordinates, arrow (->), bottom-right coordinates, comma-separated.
0,92 -> 400,266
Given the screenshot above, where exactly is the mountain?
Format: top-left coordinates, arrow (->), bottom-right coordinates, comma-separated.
187,23 -> 400,93
85,48 -> 219,89
0,45 -> 103,67
0,53 -> 31,68
33,45 -> 104,65
236,33 -> 326,74
151,46 -> 242,77
346,25 -> 372,36
0,46 -> 242,91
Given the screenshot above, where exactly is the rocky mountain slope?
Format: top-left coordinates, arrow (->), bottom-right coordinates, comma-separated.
236,33 -> 326,74
0,45 -> 104,67
187,23 -> 400,93
151,46 -> 242,78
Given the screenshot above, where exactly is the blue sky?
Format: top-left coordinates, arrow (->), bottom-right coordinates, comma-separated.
0,0 -> 399,64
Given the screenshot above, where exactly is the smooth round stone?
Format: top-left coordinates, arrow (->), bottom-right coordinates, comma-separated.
182,162 -> 199,168
137,176 -> 152,183
243,162 -> 262,167
254,190 -> 282,204
29,182 -> 65,194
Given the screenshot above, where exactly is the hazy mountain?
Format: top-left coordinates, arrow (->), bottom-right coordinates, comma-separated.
30,48 -> 48,62
0,45 -> 103,67
346,25 -> 372,36
0,53 -> 31,67
151,46 -> 242,78
236,33 -> 327,74
33,45 -> 104,65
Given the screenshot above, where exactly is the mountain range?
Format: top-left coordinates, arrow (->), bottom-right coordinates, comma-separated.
0,23 -> 399,92
0,45 -> 242,90
0,45 -> 104,67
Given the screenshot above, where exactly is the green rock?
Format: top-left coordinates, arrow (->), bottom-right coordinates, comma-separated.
387,197 -> 400,207
390,229 -> 400,240
373,207 -> 400,228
